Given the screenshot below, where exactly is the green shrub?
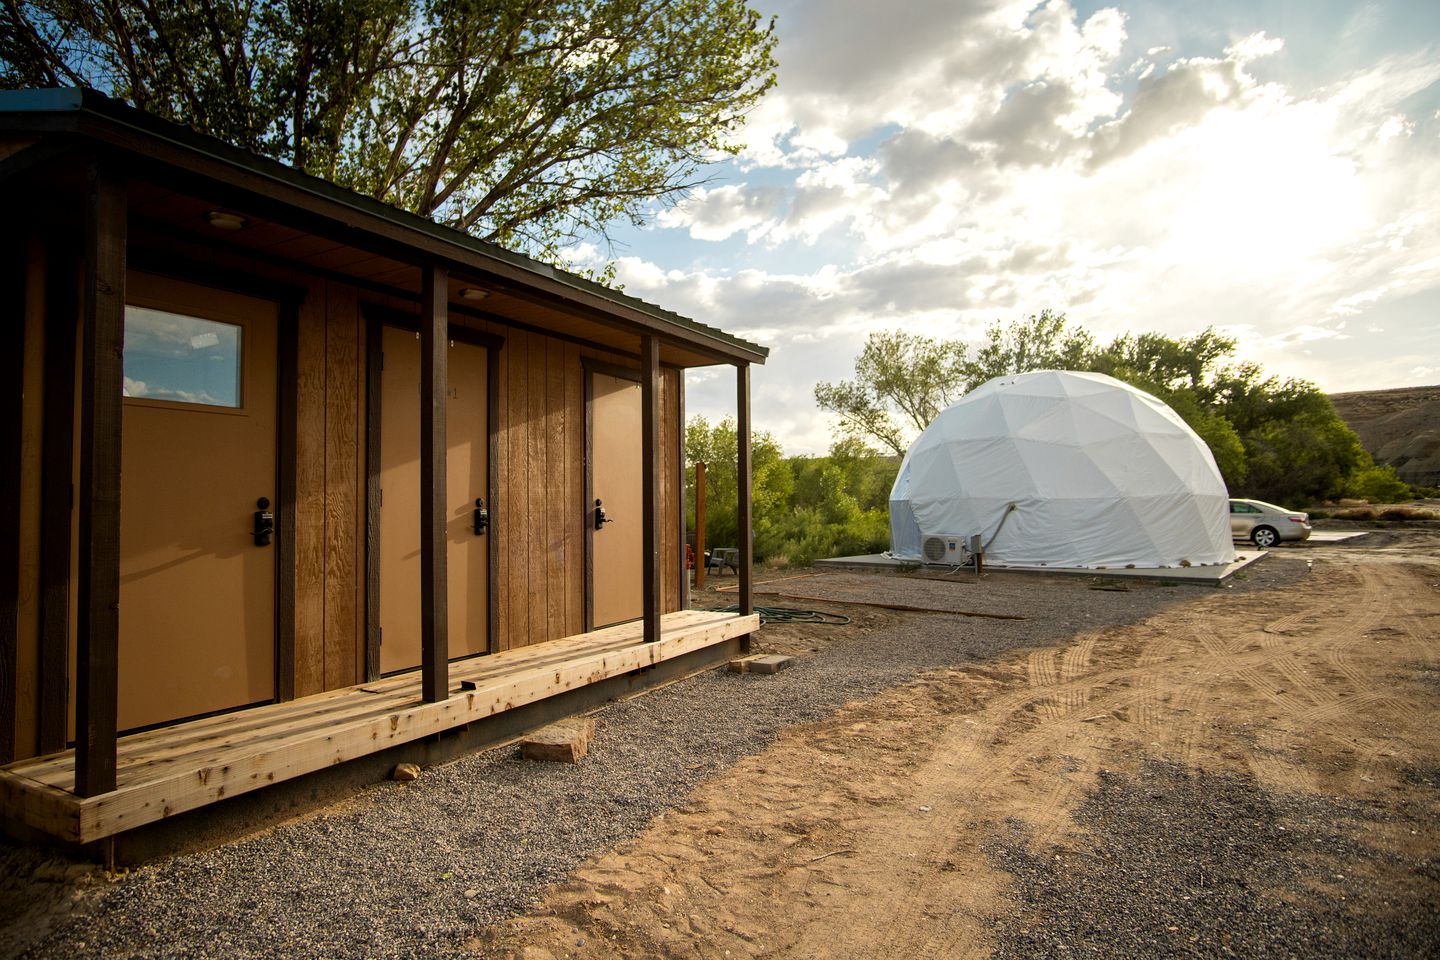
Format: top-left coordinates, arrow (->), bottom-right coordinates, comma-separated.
1344,464 -> 1412,503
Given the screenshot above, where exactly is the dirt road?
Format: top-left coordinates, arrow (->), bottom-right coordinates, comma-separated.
473,536 -> 1440,958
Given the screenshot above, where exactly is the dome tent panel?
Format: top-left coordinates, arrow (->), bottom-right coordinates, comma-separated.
888,370 -> 1235,569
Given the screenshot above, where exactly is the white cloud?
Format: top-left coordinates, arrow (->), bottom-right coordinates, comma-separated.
1224,31 -> 1285,63
1376,114 -> 1414,142
592,3 -> 1440,452
657,184 -> 786,242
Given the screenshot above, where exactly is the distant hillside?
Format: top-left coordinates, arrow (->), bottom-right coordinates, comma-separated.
1330,385 -> 1440,488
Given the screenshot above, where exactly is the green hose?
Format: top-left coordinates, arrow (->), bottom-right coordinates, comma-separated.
710,603 -> 851,625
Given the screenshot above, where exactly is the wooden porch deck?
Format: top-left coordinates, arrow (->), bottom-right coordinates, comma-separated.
0,609 -> 757,845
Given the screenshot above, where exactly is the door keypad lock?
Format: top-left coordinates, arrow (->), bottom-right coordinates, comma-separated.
252,497 -> 274,547
594,498 -> 611,529
473,497 -> 489,535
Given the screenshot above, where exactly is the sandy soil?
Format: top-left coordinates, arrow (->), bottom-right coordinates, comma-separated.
470,533 -> 1440,958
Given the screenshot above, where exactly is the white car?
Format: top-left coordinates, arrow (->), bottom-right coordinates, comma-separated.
1229,499 -> 1312,548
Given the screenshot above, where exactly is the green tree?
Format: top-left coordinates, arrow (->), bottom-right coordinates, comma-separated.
685,414 -> 782,552
962,308 -> 1094,385
2,0 -> 777,263
818,312 -> 1405,508
684,417 -> 894,567
813,331 -> 969,456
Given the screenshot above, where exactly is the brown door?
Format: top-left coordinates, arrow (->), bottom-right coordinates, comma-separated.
589,371 -> 644,628
378,326 -> 489,673
116,274 -> 278,731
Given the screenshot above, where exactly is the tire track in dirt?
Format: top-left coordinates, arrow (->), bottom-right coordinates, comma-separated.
781,560 -> 1438,960
474,550 -> 1440,960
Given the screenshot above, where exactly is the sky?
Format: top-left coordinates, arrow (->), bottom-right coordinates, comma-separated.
573,0 -> 1440,456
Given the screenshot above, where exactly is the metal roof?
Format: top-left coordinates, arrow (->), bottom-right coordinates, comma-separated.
0,87 -> 768,365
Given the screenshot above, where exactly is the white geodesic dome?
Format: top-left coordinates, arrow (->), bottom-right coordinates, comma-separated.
888,370 -> 1236,569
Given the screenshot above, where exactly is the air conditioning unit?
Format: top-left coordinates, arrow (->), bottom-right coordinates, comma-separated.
921,534 -> 972,565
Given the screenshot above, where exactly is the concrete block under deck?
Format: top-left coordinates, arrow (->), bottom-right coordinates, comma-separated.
0,609 -> 757,846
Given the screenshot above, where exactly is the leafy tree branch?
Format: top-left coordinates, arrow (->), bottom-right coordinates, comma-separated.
1,0 -> 778,266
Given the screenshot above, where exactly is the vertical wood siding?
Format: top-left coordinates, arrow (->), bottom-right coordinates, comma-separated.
293,281 -> 327,697
5,234 -> 690,759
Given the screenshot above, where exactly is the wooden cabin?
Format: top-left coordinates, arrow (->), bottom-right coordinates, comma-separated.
0,89 -> 763,853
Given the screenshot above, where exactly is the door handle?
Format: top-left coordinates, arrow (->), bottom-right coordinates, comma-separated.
594,498 -> 611,529
252,497 -> 274,546
473,497 -> 489,535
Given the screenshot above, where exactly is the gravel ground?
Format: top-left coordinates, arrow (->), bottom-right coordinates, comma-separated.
2,564 -> 1307,960
989,760 -> 1440,959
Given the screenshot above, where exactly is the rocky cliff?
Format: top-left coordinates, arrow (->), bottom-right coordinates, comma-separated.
1330,385 -> 1440,488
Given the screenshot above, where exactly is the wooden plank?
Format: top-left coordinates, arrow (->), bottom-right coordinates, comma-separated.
275,301 -> 300,702
419,267 -> 448,702
5,608 -> 739,788
737,363 -> 753,654
494,325 -> 511,651
546,337 -> 566,643
641,336 -> 662,643
54,614 -> 683,785
363,313 -> 383,680
487,336 -> 502,656
8,613 -> 754,817
354,316 -> 369,679
0,218 -> 23,763
0,769 -> 81,842
505,333 -> 529,649
38,240 -> 77,755
15,236 -> 47,760
324,281 -> 360,689
677,368 -> 688,611
582,358 -> 594,632
564,343 -> 583,635
65,611 -> 758,842
293,279 -> 327,697
664,369 -> 679,613
695,461 -> 707,590
75,161 -> 125,797
526,329 -> 546,645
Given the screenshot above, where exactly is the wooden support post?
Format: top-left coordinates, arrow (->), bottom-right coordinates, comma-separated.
694,461 -> 707,589
677,376 -> 688,611
75,160 -> 125,797
641,335 -> 662,643
420,267 -> 448,702
0,221 -> 23,764
736,363 -> 753,652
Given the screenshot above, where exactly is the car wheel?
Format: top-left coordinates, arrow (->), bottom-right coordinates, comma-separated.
1251,526 -> 1279,548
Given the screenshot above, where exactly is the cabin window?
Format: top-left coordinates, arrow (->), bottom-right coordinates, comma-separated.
123,306 -> 243,408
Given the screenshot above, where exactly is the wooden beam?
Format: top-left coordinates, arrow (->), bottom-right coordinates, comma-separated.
38,240 -> 77,755
641,335 -> 662,643
0,218 -> 23,763
737,364 -> 754,653
419,267 -> 448,702
75,159 -> 125,797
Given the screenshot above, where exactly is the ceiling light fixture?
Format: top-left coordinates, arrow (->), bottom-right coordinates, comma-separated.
205,211 -> 247,231
460,287 -> 489,301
